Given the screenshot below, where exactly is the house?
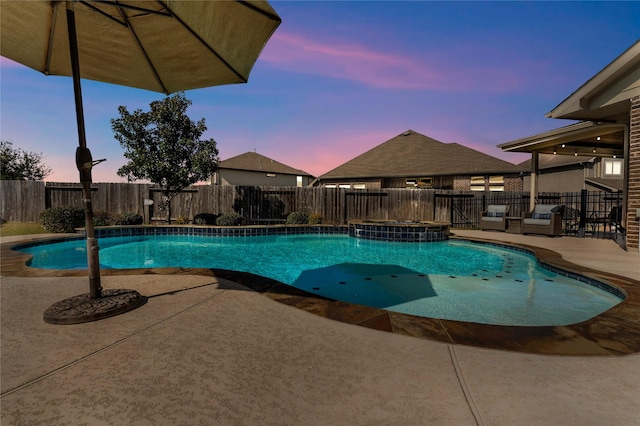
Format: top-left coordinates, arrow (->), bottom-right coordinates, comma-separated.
316,130 -> 525,191
499,40 -> 640,252
518,154 -> 624,193
212,152 -> 314,187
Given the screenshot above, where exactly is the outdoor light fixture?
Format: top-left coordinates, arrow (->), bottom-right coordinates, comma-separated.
553,147 -> 557,154
593,147 -> 597,153
597,136 -> 601,141
561,144 -> 566,148
574,150 -> 578,156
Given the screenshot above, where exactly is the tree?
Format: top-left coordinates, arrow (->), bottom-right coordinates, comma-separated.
1,140 -> 52,180
111,93 -> 219,223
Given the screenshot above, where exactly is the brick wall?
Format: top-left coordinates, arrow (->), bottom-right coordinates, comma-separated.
627,96 -> 640,251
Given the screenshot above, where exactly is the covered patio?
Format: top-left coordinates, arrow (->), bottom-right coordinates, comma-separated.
499,40 -> 640,252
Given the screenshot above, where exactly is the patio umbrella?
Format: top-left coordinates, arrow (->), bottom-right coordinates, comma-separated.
1,0 -> 281,323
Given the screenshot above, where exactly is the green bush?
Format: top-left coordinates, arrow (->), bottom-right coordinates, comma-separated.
175,216 -> 189,225
193,213 -> 219,225
39,206 -> 85,233
93,210 -> 113,227
216,212 -> 245,226
308,213 -> 322,224
113,212 -> 143,225
285,212 -> 309,224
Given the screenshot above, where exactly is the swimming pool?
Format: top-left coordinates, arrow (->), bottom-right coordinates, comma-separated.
18,233 -> 622,326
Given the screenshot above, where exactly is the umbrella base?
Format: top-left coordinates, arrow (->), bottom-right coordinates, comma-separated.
43,288 -> 144,325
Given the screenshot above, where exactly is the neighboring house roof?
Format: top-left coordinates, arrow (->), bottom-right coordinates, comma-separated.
586,177 -> 624,192
319,130 -> 523,180
518,153 -> 595,170
218,152 -> 313,177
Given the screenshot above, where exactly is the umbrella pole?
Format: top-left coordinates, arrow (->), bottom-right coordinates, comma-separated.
66,2 -> 101,299
43,3 -> 142,324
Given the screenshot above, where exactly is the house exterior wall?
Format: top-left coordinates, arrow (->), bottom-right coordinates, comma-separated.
316,178 -> 383,189
318,174 -> 522,191
382,176 -> 454,189
523,166 -> 586,192
454,174 -> 522,191
627,96 -> 640,251
215,169 -> 312,187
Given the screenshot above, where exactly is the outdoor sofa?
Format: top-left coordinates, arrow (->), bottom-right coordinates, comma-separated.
480,205 -> 509,231
522,204 -> 563,236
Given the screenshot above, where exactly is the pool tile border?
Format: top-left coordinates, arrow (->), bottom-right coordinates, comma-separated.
2,227 -> 639,356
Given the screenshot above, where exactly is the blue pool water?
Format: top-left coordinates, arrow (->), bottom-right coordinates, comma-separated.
20,234 -> 622,326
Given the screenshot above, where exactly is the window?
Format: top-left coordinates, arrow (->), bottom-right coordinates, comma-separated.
266,173 -> 276,178
339,184 -> 351,189
603,159 -> 623,176
470,176 -> 485,191
489,175 -> 504,191
352,183 -> 366,190
296,176 -> 302,187
417,178 -> 433,188
406,178 -> 432,188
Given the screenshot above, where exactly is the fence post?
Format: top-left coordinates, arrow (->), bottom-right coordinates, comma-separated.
579,189 -> 587,237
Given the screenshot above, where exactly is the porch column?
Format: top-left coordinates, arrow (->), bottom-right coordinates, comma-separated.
627,96 -> 640,252
529,151 -> 539,211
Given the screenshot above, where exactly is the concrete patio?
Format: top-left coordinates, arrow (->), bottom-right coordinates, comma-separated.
1,231 -> 639,425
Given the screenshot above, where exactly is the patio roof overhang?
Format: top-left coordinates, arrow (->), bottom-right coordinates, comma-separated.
498,121 -> 625,158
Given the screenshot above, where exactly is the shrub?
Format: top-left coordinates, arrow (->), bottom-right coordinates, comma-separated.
216,212 -> 245,226
285,212 -> 309,224
39,206 -> 85,233
113,212 -> 143,225
93,210 -> 113,227
175,216 -> 189,225
308,213 -> 322,224
193,213 -> 219,225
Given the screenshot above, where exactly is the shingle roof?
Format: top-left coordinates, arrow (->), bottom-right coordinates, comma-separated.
586,177 -> 624,192
319,130 -> 523,179
219,152 -> 313,177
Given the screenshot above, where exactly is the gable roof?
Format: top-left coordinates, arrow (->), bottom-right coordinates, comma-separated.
219,152 -> 313,177
319,130 -> 523,180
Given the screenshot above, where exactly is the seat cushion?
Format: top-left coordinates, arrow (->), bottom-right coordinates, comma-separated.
481,216 -> 503,223
524,218 -> 551,226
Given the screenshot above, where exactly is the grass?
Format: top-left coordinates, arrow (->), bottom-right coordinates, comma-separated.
0,222 -> 47,237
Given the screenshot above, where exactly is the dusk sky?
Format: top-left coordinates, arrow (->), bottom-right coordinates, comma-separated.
1,1 -> 639,183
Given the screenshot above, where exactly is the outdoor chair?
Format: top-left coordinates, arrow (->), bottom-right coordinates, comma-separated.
562,206 -> 581,235
480,205 -> 509,231
588,205 -> 625,235
522,204 -> 564,236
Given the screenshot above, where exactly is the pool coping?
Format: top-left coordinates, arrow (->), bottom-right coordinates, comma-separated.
2,228 -> 639,356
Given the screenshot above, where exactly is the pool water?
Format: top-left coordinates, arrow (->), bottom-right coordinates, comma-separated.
20,234 -> 622,326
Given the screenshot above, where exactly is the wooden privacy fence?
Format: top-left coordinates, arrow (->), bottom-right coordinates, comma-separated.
0,181 -> 625,240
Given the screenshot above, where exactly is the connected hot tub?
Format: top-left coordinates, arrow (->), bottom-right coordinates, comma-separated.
349,220 -> 450,242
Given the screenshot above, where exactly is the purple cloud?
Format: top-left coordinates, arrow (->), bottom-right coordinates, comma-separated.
262,31 -> 542,94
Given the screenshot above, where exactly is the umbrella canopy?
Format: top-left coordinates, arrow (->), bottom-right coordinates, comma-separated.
1,0 -> 281,94
1,0 -> 280,321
